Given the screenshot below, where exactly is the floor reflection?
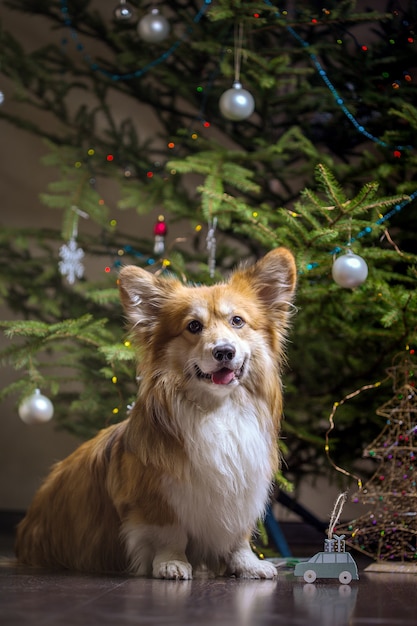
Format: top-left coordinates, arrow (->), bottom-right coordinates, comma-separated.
233,580 -> 278,626
122,576 -> 279,625
293,582 -> 358,626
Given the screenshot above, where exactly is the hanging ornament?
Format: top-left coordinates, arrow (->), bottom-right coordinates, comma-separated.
219,24 -> 255,122
59,206 -> 88,284
332,249 -> 368,288
113,0 -> 134,22
137,8 -> 170,44
219,81 -> 255,121
153,215 -> 167,254
59,238 -> 85,284
207,217 -> 217,278
18,389 -> 54,425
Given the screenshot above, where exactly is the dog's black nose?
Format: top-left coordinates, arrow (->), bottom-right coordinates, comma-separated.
212,343 -> 236,362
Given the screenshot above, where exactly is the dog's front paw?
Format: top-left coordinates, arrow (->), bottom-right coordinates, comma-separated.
228,550 -> 278,579
153,559 -> 193,580
240,559 -> 278,580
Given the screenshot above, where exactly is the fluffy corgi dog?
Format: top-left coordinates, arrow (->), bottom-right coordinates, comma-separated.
15,247 -> 296,579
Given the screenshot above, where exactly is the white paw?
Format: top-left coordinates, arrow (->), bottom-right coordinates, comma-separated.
228,552 -> 278,579
153,560 -> 193,580
235,560 -> 278,579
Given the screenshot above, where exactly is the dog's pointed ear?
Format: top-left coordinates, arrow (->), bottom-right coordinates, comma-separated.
118,266 -> 172,327
231,247 -> 297,315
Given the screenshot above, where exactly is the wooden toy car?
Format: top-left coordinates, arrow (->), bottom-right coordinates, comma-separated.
294,534 -> 359,584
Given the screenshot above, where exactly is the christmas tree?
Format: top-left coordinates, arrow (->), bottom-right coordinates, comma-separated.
1,0 -> 417,480
337,355 -> 417,564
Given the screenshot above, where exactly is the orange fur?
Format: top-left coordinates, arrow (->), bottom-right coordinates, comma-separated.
15,248 -> 296,579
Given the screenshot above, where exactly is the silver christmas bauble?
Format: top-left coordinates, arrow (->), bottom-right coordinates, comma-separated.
332,250 -> 368,288
219,81 -> 255,121
113,1 -> 134,22
18,389 -> 54,425
137,9 -> 170,43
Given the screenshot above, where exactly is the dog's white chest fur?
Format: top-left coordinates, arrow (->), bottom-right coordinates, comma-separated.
163,396 -> 272,558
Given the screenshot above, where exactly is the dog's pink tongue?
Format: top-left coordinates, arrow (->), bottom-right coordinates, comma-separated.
212,368 -> 235,385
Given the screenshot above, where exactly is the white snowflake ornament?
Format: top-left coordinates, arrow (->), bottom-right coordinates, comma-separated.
59,237 -> 85,284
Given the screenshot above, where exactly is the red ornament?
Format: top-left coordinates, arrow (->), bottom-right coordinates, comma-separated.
154,216 -> 167,236
153,215 -> 167,255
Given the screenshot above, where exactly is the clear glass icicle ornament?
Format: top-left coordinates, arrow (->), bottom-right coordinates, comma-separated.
206,217 -> 217,278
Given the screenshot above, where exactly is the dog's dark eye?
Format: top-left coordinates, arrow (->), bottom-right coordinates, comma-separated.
187,320 -> 203,334
231,316 -> 245,328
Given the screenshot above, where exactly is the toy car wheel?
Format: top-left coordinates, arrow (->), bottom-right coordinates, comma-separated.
339,571 -> 352,585
303,569 -> 317,583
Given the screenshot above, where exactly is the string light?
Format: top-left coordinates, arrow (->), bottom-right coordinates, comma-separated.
62,1 -> 416,276
155,3 -> 416,267
263,0 -> 414,153
70,131 -> 417,277
325,378 -> 387,487
61,1 -> 415,160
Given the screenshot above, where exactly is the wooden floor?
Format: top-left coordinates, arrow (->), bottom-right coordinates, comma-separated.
1,554 -> 417,625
